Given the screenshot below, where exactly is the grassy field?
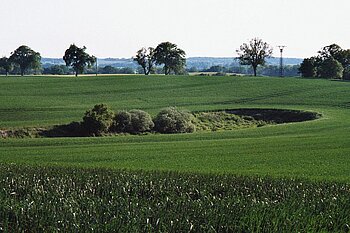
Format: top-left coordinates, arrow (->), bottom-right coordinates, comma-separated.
0,75 -> 349,181
1,165 -> 349,232
1,75 -> 350,231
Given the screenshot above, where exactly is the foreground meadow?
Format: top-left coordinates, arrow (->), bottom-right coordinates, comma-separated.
0,75 -> 350,231
1,165 -> 349,232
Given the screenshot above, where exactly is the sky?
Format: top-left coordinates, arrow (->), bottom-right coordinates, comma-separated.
1,0 -> 349,58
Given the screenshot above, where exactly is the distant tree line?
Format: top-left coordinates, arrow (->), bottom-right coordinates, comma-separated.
41,65 -> 136,75
299,44 -> 350,80
0,42 -> 187,77
1,40 -> 350,79
192,64 -> 300,77
41,63 -> 300,77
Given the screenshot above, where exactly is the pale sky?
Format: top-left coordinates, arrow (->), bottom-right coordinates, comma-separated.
1,0 -> 349,58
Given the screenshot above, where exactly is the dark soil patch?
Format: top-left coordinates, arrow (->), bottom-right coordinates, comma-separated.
226,108 -> 321,124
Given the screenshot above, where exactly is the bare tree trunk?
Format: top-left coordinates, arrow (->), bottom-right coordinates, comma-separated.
164,66 -> 169,75
253,65 -> 257,76
146,63 -> 152,76
143,66 -> 147,75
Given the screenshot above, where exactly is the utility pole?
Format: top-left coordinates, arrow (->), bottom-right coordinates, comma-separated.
95,57 -> 98,76
278,46 -> 286,77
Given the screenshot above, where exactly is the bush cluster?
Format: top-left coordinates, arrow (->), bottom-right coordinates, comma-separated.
154,107 -> 196,134
81,104 -> 115,136
81,104 -> 195,136
111,110 -> 154,134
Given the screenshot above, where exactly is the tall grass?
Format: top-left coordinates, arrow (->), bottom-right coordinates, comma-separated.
0,164 -> 349,232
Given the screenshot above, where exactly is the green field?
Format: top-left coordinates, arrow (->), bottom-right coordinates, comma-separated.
0,75 -> 350,181
1,165 -> 349,232
1,75 -> 350,231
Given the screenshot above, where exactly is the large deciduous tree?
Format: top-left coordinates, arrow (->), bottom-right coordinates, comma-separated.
9,45 -> 41,76
133,47 -> 155,75
318,44 -> 343,62
318,57 -> 343,79
299,57 -> 317,78
153,42 -> 186,75
0,57 -> 13,76
236,38 -> 273,76
63,44 -> 96,77
300,44 -> 350,79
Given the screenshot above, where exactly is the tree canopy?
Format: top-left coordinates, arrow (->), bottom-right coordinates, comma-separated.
318,44 -> 343,62
63,44 -> 96,77
153,42 -> 186,75
236,38 -> 273,76
299,57 -> 317,78
299,44 -> 350,79
0,57 -> 13,76
133,47 -> 155,75
318,57 -> 343,79
9,45 -> 41,76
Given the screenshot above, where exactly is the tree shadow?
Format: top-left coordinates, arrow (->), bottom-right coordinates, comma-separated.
226,108 -> 320,124
39,122 -> 87,137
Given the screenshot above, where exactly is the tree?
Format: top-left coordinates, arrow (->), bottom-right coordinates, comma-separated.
82,104 -> 114,136
0,57 -> 13,76
343,65 -> 350,80
43,65 -> 69,75
317,57 -> 343,79
299,57 -> 317,78
339,49 -> 350,67
338,49 -> 350,78
9,45 -> 41,76
133,47 -> 155,75
153,107 -> 195,133
100,65 -> 118,74
318,44 -> 343,61
63,44 -> 96,77
236,38 -> 273,76
318,45 -> 350,79
153,42 -> 186,75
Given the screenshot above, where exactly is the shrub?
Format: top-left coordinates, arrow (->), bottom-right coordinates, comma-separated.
154,107 -> 195,134
213,72 -> 227,76
129,110 -> 154,133
299,57 -> 317,78
343,65 -> 350,80
195,73 -> 210,76
111,110 -> 154,134
82,104 -> 114,136
317,57 -> 344,79
111,111 -> 132,133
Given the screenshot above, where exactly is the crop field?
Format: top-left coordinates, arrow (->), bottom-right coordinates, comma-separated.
1,165 -> 350,232
0,75 -> 350,231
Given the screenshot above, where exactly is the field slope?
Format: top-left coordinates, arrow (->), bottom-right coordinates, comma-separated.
0,75 -> 349,181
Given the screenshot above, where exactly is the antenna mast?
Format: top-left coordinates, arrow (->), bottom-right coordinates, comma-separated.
278,46 -> 286,77
95,57 -> 98,76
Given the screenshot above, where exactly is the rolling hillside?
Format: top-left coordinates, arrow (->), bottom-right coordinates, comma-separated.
0,75 -> 349,181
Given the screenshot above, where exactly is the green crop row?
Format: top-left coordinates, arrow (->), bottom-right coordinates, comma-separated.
0,164 -> 349,232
